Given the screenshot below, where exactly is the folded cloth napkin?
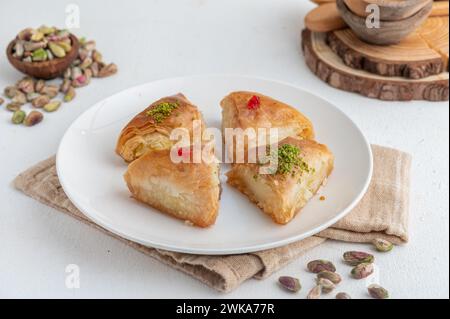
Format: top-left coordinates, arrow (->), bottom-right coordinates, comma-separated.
13,145 -> 411,293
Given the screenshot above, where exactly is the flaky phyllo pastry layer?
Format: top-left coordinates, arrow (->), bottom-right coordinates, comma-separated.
124,146 -> 221,228
116,93 -> 220,227
227,137 -> 334,225
221,91 -> 315,162
115,93 -> 205,163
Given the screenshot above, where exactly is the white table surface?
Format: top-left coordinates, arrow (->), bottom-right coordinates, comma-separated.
0,0 -> 448,299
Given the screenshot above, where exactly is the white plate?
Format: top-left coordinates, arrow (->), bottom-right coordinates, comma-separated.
57,75 -> 372,255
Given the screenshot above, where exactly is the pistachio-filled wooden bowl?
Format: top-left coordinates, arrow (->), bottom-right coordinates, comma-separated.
7,34 -> 80,80
337,0 -> 433,45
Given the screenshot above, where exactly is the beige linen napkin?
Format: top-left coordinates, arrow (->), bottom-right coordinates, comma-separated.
13,145 -> 411,293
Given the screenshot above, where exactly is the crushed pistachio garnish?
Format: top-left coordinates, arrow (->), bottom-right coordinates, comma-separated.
275,144 -> 312,175
277,144 -> 301,174
146,101 -> 178,123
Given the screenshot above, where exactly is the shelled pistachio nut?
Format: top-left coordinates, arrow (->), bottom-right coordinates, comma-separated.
317,271 -> 342,284
343,251 -> 374,266
46,49 -> 54,61
83,40 -> 96,51
63,67 -> 72,79
60,79 -> 72,93
35,80 -> 46,92
13,41 -> 25,58
43,100 -> 61,112
4,86 -> 20,98
80,57 -> 93,70
70,67 -> 82,80
12,110 -> 26,124
98,63 -> 118,78
40,85 -> 59,98
316,278 -> 335,293
38,25 -> 56,35
17,28 -> 33,41
17,77 -> 35,94
335,292 -> 351,299
278,276 -> 301,293
372,238 -> 394,252
32,48 -> 48,61
12,92 -> 27,105
92,50 -> 103,63
26,92 -> 41,102
307,260 -> 336,273
351,262 -> 374,279
307,285 -> 321,299
368,284 -> 389,299
90,62 -> 99,77
56,41 -> 72,52
48,42 -> 66,58
30,31 -> 44,42
6,102 -> 22,112
64,87 -> 76,102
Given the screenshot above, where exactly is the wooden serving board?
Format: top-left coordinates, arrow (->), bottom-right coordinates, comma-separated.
327,17 -> 449,79
301,29 -> 449,101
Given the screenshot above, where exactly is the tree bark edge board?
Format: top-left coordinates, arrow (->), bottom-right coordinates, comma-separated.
327,29 -> 446,79
301,29 -> 449,101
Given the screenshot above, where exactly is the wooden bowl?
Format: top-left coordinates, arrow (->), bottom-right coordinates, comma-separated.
344,0 -> 432,21
6,34 -> 80,80
337,0 -> 433,45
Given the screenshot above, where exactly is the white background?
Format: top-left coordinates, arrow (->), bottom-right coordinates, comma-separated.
0,0 -> 448,299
